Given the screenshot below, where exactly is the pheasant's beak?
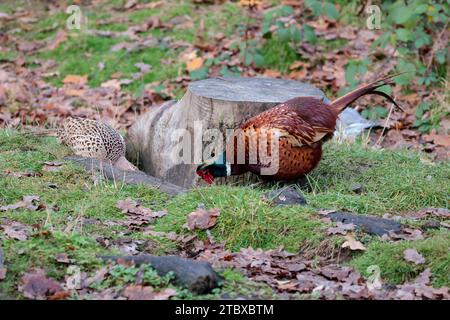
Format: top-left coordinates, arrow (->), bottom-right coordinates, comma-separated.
196,164 -> 214,184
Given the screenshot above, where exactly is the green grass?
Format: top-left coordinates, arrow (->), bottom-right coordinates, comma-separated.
1,0 -> 449,297
306,141 -> 450,214
155,186 -> 330,252
352,230 -> 450,287
0,0 -> 250,97
1,129 -> 448,298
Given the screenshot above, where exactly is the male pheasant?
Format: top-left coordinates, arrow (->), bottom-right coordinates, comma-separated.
197,75 -> 401,184
57,117 -> 137,171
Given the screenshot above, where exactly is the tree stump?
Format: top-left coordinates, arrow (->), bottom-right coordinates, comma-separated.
126,77 -> 328,188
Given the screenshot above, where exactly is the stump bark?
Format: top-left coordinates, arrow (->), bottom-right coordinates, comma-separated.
126,77 -> 327,188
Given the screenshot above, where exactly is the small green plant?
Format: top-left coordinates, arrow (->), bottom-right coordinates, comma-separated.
109,265 -> 140,284
107,264 -> 175,287
304,0 -> 340,20
413,101 -> 445,133
361,105 -> 389,120
370,0 -> 449,88
143,267 -> 175,287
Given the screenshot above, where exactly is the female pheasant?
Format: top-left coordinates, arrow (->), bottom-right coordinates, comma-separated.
57,117 -> 137,171
197,75 -> 401,183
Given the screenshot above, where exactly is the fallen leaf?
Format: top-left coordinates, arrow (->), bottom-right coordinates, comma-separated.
42,161 -> 64,172
263,69 -> 282,78
0,195 -> 40,212
1,222 -> 29,241
116,198 -> 167,228
55,253 -> 71,264
387,228 -> 424,241
186,208 -> 220,231
317,209 -> 337,215
101,79 -> 121,90
46,30 -> 68,51
19,268 -> 63,300
342,235 -> 366,251
3,170 -> 42,178
0,268 -> 6,280
123,285 -> 176,300
423,133 -> 450,148
403,249 -> 426,265
84,267 -> 109,287
63,74 -> 88,85
134,62 -> 151,73
327,222 -> 355,235
186,57 -> 204,71
415,208 -> 449,219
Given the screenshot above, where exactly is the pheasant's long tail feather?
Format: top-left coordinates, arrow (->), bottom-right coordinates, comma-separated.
330,73 -> 403,114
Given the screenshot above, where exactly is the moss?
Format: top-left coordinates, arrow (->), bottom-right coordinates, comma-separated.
351,230 -> 450,287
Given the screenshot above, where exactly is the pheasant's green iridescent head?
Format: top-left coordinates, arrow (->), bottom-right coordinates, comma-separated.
196,152 -> 230,184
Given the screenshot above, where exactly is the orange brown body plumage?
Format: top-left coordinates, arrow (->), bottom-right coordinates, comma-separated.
197,75 -> 402,183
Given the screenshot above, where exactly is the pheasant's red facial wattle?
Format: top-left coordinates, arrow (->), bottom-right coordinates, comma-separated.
197,169 -> 214,184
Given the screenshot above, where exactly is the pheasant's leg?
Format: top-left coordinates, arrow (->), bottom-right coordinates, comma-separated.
115,156 -> 138,171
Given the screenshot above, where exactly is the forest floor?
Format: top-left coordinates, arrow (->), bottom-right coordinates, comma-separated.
0,0 -> 449,300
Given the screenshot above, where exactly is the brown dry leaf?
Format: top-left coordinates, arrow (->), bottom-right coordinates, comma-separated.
263,69 -> 282,78
19,268 -> 63,300
3,170 -> 42,178
289,61 -> 309,70
42,161 -> 64,172
317,209 -> 337,216
341,235 -> 366,251
423,133 -> 450,148
63,74 -> 88,85
46,30 -> 68,51
116,198 -> 167,220
407,207 -> 450,219
0,195 -> 40,212
0,267 -> 6,280
327,222 -> 355,235
239,0 -> 263,9
186,57 -> 204,71
1,222 -> 29,241
84,267 -> 109,288
65,88 -> 85,97
123,285 -> 153,300
124,0 -> 137,9
101,79 -> 121,90
123,285 -> 176,300
288,69 -> 307,79
390,228 -> 424,241
55,253 -> 71,264
134,62 -> 151,73
403,249 -> 426,265
186,208 -> 220,231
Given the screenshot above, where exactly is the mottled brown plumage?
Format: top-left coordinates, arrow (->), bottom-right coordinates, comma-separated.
58,117 -> 137,171
197,75 -> 401,183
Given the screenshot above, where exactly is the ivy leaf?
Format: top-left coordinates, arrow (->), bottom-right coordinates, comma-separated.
305,0 -> 322,16
323,2 -> 339,20
376,85 -> 392,96
396,28 -> 412,42
277,28 -> 291,42
395,60 -> 416,85
391,6 -> 414,24
303,25 -> 317,44
435,50 -> 446,64
189,67 -> 209,80
290,25 -> 301,43
414,4 -> 428,14
415,34 -> 431,49
253,53 -> 265,67
371,32 -> 391,50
